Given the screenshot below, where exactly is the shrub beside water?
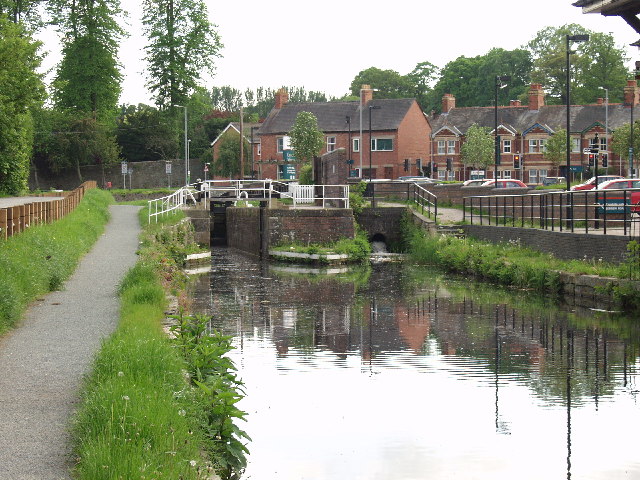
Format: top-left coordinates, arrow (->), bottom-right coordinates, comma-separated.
0,189 -> 112,334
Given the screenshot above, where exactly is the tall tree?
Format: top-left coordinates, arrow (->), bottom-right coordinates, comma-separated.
0,14 -> 45,194
142,0 -> 223,108
543,129 -> 567,176
214,130 -> 249,178
527,25 -> 628,104
460,124 -> 493,172
0,0 -> 44,28
49,0 -> 124,118
289,111 -> 324,165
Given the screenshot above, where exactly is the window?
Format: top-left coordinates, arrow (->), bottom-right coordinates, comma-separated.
438,140 -> 446,154
353,137 -> 360,153
277,137 -> 284,153
529,169 -> 538,184
438,170 -> 446,180
502,170 -> 512,179
572,137 -> 580,153
528,139 -> 546,153
503,140 -> 511,153
539,169 -> 548,182
326,136 -> 336,152
447,140 -> 456,154
600,136 -> 608,150
371,138 -> 393,151
539,139 -> 546,152
257,140 -> 261,157
528,140 -> 537,153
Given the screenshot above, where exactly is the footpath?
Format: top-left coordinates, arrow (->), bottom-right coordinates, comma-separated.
0,205 -> 141,480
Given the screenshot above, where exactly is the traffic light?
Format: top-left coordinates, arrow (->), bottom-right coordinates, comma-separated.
601,153 -> 608,168
588,154 -> 595,167
446,158 -> 452,171
404,158 -> 409,172
513,154 -> 520,169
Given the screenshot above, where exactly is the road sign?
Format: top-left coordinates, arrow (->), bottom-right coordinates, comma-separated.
121,161 -> 128,174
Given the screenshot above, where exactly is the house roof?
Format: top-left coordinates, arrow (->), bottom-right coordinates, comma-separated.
430,103 -> 634,137
210,122 -> 262,147
257,98 -> 417,135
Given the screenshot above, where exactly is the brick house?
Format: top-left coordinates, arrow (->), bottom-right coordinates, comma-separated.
210,122 -> 262,179
256,86 -> 431,180
430,81 -> 640,183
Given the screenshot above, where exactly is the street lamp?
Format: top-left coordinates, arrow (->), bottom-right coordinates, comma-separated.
494,75 -> 510,188
565,33 -> 589,191
174,104 -> 188,186
369,105 -> 381,181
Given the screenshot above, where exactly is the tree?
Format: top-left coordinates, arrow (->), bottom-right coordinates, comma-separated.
406,61 -> 440,109
289,111 -> 324,165
115,104 -> 177,162
214,130 -> 249,178
543,129 -> 567,176
460,124 -> 494,174
0,0 -> 44,28
49,0 -> 124,119
142,0 -> 222,108
0,15 -> 45,194
349,67 -> 413,99
610,121 -> 640,171
527,25 -> 628,104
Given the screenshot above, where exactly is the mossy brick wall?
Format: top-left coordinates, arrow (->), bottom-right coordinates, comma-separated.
356,207 -> 408,249
462,224 -> 631,264
226,207 -> 262,256
227,207 -> 355,256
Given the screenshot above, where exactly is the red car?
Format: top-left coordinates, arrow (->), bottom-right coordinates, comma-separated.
570,175 -> 623,191
481,179 -> 528,188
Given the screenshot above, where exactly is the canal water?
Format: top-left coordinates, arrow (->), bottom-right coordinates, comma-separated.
194,248 -> 640,480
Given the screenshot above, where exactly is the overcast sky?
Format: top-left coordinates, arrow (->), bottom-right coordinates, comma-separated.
37,0 -> 640,106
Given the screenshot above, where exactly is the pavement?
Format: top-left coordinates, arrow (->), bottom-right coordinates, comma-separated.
0,205 -> 141,480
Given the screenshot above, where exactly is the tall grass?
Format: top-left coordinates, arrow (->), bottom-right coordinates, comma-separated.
73,206 -> 249,479
0,189 -> 112,334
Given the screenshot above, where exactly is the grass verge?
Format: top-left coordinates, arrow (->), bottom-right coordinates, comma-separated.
0,189 -> 112,335
72,207 -> 248,480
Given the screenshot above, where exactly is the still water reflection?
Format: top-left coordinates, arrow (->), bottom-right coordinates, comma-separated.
196,248 -> 640,480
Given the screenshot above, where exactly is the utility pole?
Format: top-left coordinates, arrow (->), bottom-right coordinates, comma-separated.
239,106 -> 244,180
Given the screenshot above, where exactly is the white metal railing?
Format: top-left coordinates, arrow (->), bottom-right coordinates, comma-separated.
148,180 -> 350,222
147,186 -> 197,223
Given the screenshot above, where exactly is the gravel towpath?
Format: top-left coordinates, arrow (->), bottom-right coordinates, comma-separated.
0,205 -> 141,480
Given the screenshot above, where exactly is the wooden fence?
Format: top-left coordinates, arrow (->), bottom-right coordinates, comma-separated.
0,181 -> 97,240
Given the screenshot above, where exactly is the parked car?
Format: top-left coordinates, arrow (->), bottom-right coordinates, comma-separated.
542,176 -> 566,186
462,179 -> 486,187
596,178 -> 640,190
570,175 -> 623,191
481,179 -> 528,188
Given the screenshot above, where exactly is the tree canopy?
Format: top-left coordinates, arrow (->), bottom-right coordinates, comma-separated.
289,111 -> 324,165
460,124 -> 494,170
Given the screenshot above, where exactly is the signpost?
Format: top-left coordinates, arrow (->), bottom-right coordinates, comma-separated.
166,161 -> 172,188
121,161 -> 128,189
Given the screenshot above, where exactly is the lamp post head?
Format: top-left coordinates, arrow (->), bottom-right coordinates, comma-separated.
568,34 -> 590,43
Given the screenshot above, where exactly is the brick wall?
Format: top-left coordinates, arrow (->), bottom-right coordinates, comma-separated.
462,224 -> 630,263
227,207 -> 355,256
356,207 -> 408,250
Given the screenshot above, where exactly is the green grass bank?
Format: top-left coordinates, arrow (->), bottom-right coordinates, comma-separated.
0,189 -> 112,335
72,208 -> 248,479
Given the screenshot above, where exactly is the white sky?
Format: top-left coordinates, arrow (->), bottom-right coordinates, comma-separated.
37,0 -> 640,106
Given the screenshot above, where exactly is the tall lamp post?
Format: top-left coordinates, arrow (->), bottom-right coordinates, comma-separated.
175,104 -> 188,186
565,34 -> 589,191
368,105 -> 381,181
494,75 -> 510,187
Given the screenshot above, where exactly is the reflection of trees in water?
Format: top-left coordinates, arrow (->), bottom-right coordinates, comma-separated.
203,248 -> 640,404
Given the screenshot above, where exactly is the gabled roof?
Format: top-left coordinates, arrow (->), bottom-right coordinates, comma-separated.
432,125 -> 463,137
430,103 -> 634,137
492,124 -> 518,136
257,98 -> 417,135
210,122 -> 261,147
522,123 -> 554,136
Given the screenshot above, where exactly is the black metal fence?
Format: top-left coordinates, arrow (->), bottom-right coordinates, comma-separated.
463,188 -> 640,236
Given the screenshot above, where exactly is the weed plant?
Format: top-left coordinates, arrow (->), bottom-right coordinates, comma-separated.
73,207 -> 249,479
0,189 -> 111,334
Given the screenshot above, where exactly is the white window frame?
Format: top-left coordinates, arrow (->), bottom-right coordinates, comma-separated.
528,139 -> 537,153
353,137 -> 360,153
529,169 -> 538,184
371,137 -> 393,151
502,170 -> 512,179
539,139 -> 546,152
326,136 -> 336,152
539,169 -> 548,182
447,140 -> 456,154
277,137 -> 284,153
503,139 -> 512,153
438,140 -> 446,155
571,137 -> 580,153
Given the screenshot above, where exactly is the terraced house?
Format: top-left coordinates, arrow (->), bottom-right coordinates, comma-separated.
430,81 -> 640,184
256,86 -> 431,180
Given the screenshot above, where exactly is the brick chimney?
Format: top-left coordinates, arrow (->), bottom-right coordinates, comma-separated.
360,85 -> 373,106
274,88 -> 289,109
510,99 -> 522,107
624,80 -> 638,107
528,83 -> 545,110
442,93 -> 456,113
